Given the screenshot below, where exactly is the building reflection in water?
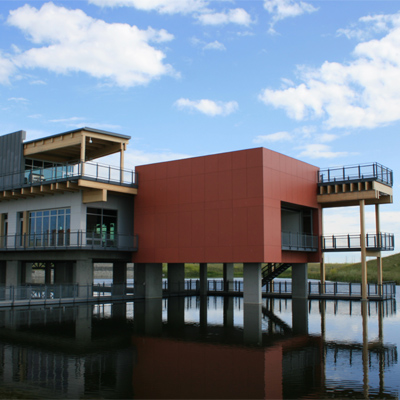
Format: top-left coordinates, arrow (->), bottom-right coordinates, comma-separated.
0,296 -> 397,399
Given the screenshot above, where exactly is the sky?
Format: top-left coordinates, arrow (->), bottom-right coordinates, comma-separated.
0,0 -> 399,263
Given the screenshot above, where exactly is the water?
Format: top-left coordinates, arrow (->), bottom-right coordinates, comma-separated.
0,287 -> 398,399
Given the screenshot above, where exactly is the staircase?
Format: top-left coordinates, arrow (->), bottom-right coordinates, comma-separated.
262,263 -> 291,287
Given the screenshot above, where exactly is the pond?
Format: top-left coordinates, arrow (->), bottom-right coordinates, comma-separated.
0,287 -> 398,399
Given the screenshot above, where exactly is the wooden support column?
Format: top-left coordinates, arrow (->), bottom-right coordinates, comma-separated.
120,143 -> 125,183
320,209 -> 326,294
80,135 -> 86,176
360,199 -> 368,300
375,204 -> 383,295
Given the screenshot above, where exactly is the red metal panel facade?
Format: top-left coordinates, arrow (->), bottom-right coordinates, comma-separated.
132,147 -> 321,264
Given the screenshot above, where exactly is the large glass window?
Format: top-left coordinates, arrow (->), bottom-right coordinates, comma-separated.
29,208 -> 70,246
24,158 -> 74,183
86,208 -> 117,246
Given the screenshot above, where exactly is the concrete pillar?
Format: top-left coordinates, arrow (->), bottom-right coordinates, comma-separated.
243,263 -> 262,304
134,299 -> 163,336
45,262 -> 52,284
23,263 -> 33,284
292,298 -> 308,335
199,295 -> 208,332
292,263 -> 308,299
0,261 -> 6,285
243,303 -> 262,345
168,297 -> 185,334
199,263 -> 208,296
75,304 -> 92,342
113,262 -> 127,296
223,296 -> 234,329
112,302 -> 127,319
74,259 -> 93,298
168,263 -> 185,294
5,260 -> 21,286
134,263 -> 162,299
360,199 -> 368,300
54,262 -> 73,284
223,263 -> 234,292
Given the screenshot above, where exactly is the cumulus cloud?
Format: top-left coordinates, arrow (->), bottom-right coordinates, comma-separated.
253,131 -> 293,143
203,41 -> 226,51
0,52 -> 15,84
197,8 -> 253,26
5,2 -> 175,87
260,11 -> 400,129
264,0 -> 317,32
298,144 -> 348,159
337,13 -> 400,41
175,98 -> 238,116
90,0 -> 252,26
89,0 -> 207,14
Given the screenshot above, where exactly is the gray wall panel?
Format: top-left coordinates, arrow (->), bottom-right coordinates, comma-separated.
0,130 -> 26,189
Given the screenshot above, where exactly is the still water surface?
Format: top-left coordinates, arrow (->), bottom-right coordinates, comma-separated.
0,285 -> 398,399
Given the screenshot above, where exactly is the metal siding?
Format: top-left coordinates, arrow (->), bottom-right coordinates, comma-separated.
0,130 -> 26,189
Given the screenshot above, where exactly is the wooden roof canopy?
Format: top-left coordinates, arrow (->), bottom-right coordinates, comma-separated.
23,127 -> 130,163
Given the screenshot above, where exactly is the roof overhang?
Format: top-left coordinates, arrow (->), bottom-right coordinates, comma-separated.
23,127 -> 130,163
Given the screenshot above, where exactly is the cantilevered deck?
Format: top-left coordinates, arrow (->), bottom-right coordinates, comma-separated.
317,162 -> 393,207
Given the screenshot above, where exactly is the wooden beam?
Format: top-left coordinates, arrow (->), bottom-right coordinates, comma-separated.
318,190 -> 379,204
24,135 -> 82,156
82,189 -> 107,203
78,179 -> 137,195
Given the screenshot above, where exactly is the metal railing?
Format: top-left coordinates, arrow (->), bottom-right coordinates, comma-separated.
0,284 -> 79,304
0,160 -> 137,191
0,231 -> 138,251
322,233 -> 394,252
318,162 -> 393,187
281,231 -> 318,251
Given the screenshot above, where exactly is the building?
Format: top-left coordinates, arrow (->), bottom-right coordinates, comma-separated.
0,128 -> 394,304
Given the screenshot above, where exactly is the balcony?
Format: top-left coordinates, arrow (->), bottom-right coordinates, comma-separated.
322,233 -> 394,252
281,231 -> 319,252
318,162 -> 393,187
317,163 -> 393,207
0,160 -> 137,191
0,231 -> 138,252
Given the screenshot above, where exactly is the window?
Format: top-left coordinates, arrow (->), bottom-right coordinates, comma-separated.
86,208 -> 117,247
29,208 -> 71,246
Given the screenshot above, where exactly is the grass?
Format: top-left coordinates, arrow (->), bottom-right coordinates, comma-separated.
161,253 -> 400,284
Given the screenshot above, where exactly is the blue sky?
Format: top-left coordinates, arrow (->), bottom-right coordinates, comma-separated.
0,0 -> 399,262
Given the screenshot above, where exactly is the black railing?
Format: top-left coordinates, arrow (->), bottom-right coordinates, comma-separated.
322,233 -> 394,252
318,162 -> 393,187
0,160 -> 137,191
0,231 -> 138,251
281,231 -> 318,251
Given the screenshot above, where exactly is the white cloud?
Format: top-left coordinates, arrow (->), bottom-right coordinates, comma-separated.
203,41 -> 226,51
253,131 -> 293,143
89,0 -> 207,14
318,133 -> 337,143
126,149 -> 192,166
6,3 -> 175,87
0,52 -> 15,84
298,143 -> 348,159
197,8 -> 253,26
264,0 -> 317,32
337,13 -> 400,41
260,11 -> 400,129
90,0 -> 252,26
175,98 -> 238,116
8,97 -> 28,103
